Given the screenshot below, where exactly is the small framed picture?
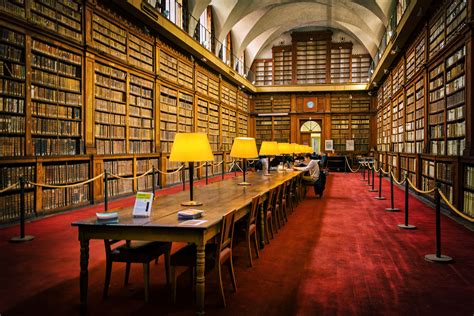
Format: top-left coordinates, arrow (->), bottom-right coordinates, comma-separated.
325,139 -> 333,151
346,140 -> 354,151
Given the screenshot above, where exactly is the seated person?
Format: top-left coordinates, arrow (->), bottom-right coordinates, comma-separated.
269,155 -> 283,168
320,152 -> 328,170
293,153 -> 320,184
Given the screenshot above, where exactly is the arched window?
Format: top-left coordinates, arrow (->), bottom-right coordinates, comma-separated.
300,120 -> 321,132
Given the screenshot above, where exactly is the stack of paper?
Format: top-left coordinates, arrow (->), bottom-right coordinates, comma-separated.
177,209 -> 204,220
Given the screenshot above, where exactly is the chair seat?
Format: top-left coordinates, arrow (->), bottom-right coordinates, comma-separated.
111,241 -> 171,263
170,244 -> 217,271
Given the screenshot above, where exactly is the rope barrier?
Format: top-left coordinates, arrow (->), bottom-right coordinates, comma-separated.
380,167 -> 390,175
212,160 -> 224,167
27,173 -> 105,189
438,190 -> 474,223
344,156 -> 361,173
109,168 -> 154,180
406,177 -> 435,194
390,171 -> 406,185
194,162 -> 207,170
155,164 -> 184,175
0,182 -> 19,193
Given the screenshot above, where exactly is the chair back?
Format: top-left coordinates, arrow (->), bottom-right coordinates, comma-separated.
249,195 -> 261,226
266,188 -> 275,211
220,210 -> 236,251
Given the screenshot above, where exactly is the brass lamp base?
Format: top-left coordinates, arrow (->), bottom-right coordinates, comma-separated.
181,200 -> 203,206
238,182 -> 252,186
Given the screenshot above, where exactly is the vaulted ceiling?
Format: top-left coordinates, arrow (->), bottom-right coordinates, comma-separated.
188,0 -> 395,66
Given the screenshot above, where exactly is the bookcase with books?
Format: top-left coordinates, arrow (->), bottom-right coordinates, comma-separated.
221,82 -> 237,108
104,159 -> 134,197
272,46 -> 292,85
445,45 -> 465,156
31,0 -> 83,44
436,160 -> 453,202
295,39 -> 328,84
428,62 -> 445,155
400,155 -> 417,186
351,115 -> 370,152
405,47 -> 415,83
272,95 -> 291,113
253,96 -> 272,113
272,116 -> 290,144
0,163 -> 35,223
177,60 -> 193,90
196,97 -> 209,134
414,76 -> 425,153
159,84 -> 178,153
89,11 -> 127,62
415,33 -> 426,74
129,33 -> 154,73
237,91 -> 249,113
429,12 -> 445,59
376,110 -> 383,152
255,117 -> 272,147
391,59 -> 404,95
208,101 -> 220,151
221,106 -> 234,151
445,0 -> 467,45
387,153 -> 398,178
421,158 -> 436,198
94,62 -> 126,155
0,25 -> 26,157
253,59 -> 272,86
351,54 -> 370,83
330,94 -> 350,112
129,74 -> 154,154
31,38 -> 84,156
41,160 -> 90,212
351,94 -> 370,112
178,91 -> 193,133
159,49 -> 178,83
0,0 -> 26,19
463,164 -> 474,217
382,102 -> 391,152
330,43 -> 351,83
391,94 -> 404,153
195,68 -> 209,96
238,113 -> 248,137
136,157 -> 159,191
405,84 -> 415,153
331,116 -> 350,152
382,76 -> 391,105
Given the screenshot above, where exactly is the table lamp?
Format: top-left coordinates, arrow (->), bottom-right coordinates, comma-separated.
259,141 -> 279,175
169,133 -> 214,206
230,137 -> 258,185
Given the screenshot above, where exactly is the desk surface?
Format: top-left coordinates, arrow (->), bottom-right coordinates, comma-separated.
73,171 -> 300,315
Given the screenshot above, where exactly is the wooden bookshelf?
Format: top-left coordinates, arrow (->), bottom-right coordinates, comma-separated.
330,94 -> 350,112
405,83 -> 415,153
0,25 -> 26,157
428,62 -> 445,155
415,33 -> 426,75
94,62 -> 126,155
392,58 -> 404,95
330,43 -> 351,83
221,81 -> 237,108
178,91 -> 193,133
376,110 -> 383,152
272,46 -> 292,85
32,38 -> 83,156
208,101 -> 220,151
351,54 -> 370,83
177,60 -> 193,90
351,114 -> 370,152
382,102 -> 391,152
0,0 -> 26,19
429,13 -> 445,59
129,74 -> 154,154
221,106 -> 236,151
463,164 -> 474,217
351,94 -> 370,112
414,76 -> 425,153
400,154 -> 417,186
331,115 -> 350,152
136,157 -> 159,191
405,47 -> 415,82
382,76 -> 392,105
159,49 -> 178,84
237,91 -> 249,113
238,112 -> 248,137
196,97 -> 209,135
90,11 -> 127,62
253,96 -> 273,113
255,117 -> 272,147
159,84 -> 178,153
272,116 -> 290,144
391,94 -> 404,153
445,0 -> 467,44
253,59 -> 273,86
104,158 -> 134,197
295,39 -> 328,84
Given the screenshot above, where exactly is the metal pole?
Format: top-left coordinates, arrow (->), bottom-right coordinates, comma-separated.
367,164 -> 371,186
369,167 -> 377,192
189,162 -> 194,202
425,182 -> 453,263
361,162 -> 365,181
385,171 -> 400,212
152,166 -> 156,198
205,162 -> 209,185
182,163 -> 186,191
398,172 -> 416,229
221,159 -> 225,180
10,176 -> 34,242
375,169 -> 385,199
104,170 -> 108,211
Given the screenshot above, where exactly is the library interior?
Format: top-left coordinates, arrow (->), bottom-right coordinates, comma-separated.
1,0 -> 474,315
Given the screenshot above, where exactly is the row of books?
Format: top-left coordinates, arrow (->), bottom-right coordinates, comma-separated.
31,85 -> 81,106
33,138 -> 83,156
0,97 -> 24,113
129,141 -> 154,154
95,124 -> 125,139
43,162 -> 89,185
1,61 -> 25,79
32,55 -> 80,79
96,139 -> 126,155
0,191 -> 35,222
42,184 -> 89,210
0,165 -> 35,189
33,117 -> 80,137
0,115 -> 24,133
0,137 -> 24,156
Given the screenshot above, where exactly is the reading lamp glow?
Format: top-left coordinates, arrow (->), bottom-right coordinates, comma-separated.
259,141 -> 279,175
169,133 -> 214,206
230,137 -> 258,185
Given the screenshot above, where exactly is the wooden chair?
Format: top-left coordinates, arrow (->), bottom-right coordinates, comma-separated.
274,183 -> 285,229
264,187 -> 276,243
103,240 -> 171,302
170,210 -> 237,306
246,194 -> 262,267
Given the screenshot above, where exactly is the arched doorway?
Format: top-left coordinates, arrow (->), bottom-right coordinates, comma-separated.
300,120 -> 322,154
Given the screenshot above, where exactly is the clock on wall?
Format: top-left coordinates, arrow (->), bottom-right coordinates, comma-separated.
303,97 -> 318,112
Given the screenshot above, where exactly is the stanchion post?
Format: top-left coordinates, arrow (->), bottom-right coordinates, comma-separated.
375,169 -> 385,199
182,163 -> 186,191
362,162 -> 366,181
367,164 -> 371,186
398,172 -> 416,229
205,162 -> 209,185
369,167 -> 377,192
104,170 -> 109,211
425,183 -> 453,263
221,160 -> 225,180
152,166 -> 156,198
10,176 -> 35,242
385,171 -> 400,212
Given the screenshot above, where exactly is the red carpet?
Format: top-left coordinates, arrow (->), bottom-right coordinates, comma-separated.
1,172 -> 473,315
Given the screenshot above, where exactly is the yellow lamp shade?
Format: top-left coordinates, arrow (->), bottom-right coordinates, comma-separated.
289,143 -> 297,154
296,144 -> 304,154
259,141 -> 279,156
277,143 -> 290,154
169,133 -> 214,162
230,137 -> 259,159
307,146 -> 313,153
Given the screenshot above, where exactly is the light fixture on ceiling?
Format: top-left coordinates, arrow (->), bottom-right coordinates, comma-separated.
201,57 -> 207,62
383,69 -> 389,74
391,46 -> 400,55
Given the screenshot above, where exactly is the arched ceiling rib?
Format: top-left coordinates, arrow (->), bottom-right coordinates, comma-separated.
190,0 -> 394,68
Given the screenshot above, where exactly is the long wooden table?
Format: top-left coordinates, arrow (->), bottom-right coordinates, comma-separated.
72,171 -> 300,315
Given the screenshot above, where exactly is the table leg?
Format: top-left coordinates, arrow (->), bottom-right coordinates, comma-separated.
79,236 -> 89,313
195,243 -> 205,315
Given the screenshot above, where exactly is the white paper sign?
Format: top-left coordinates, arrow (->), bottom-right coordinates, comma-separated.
325,140 -> 333,151
346,139 -> 354,151
133,192 -> 154,217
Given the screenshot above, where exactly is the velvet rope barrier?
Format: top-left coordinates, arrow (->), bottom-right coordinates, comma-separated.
344,156 -> 362,173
